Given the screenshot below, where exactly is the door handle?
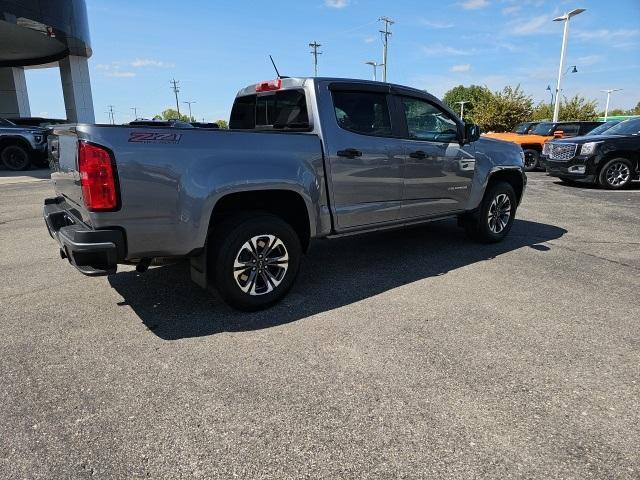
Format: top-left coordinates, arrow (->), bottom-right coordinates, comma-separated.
409,150 -> 427,159
337,148 -> 362,159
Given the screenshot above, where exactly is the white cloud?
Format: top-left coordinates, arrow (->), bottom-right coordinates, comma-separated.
422,44 -> 470,56
502,5 -> 520,15
106,71 -> 136,78
450,64 -> 471,73
459,0 -> 489,10
575,29 -> 640,41
510,14 -> 548,35
131,58 -> 175,68
364,36 -> 376,43
576,55 -> 603,67
324,0 -> 348,8
421,19 -> 455,29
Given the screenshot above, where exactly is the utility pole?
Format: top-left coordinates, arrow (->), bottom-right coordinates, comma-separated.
552,8 -> 585,122
170,78 -> 181,117
183,101 -> 196,121
130,107 -> 138,120
455,101 -> 470,120
601,88 -> 622,121
309,41 -> 322,77
107,105 -> 115,125
379,16 -> 394,82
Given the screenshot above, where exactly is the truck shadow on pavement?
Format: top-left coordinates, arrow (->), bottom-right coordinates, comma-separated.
108,218 -> 566,340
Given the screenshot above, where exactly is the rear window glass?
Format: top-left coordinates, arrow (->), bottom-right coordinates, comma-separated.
229,89 -> 309,130
332,91 -> 392,137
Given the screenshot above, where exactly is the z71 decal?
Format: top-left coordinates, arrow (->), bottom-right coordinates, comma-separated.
128,132 -> 183,144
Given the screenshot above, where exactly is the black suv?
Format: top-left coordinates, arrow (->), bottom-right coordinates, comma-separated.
542,117 -> 640,189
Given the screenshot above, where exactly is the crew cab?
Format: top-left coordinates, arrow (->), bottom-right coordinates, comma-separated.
542,117 -> 640,189
0,118 -> 48,170
43,77 -> 526,310
485,121 -> 601,172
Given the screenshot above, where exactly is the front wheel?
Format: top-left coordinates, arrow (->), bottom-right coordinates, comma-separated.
523,149 -> 540,172
1,145 -> 31,171
463,181 -> 517,243
598,158 -> 633,190
210,214 -> 301,311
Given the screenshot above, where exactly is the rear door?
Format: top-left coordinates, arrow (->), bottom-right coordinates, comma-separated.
321,84 -> 404,229
393,94 -> 475,219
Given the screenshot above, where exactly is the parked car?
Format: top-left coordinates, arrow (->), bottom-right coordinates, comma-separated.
485,121 -> 602,172
190,122 -> 220,129
0,118 -> 48,170
9,117 -> 68,128
542,117 -> 640,189
512,122 -> 539,135
584,120 -> 621,136
43,77 -> 526,310
129,119 -> 194,128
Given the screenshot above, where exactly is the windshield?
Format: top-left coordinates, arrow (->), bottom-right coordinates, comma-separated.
605,118 -> 640,136
586,121 -> 619,136
513,123 -> 530,134
530,122 -> 554,135
0,118 -> 16,126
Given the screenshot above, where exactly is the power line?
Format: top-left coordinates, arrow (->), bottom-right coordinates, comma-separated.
379,16 -> 394,83
309,41 -> 322,77
170,78 -> 181,116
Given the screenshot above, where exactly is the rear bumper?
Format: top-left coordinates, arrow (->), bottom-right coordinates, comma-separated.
43,197 -> 125,276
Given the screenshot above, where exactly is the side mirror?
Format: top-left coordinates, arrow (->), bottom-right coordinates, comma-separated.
463,123 -> 481,144
553,130 -> 564,138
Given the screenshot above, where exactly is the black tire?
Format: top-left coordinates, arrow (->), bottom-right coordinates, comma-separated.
523,149 -> 540,172
463,181 -> 517,243
209,213 -> 301,311
1,144 -> 31,171
598,157 -> 633,190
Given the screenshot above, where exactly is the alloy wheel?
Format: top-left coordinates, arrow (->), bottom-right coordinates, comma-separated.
605,162 -> 630,187
487,193 -> 512,234
233,234 -> 289,296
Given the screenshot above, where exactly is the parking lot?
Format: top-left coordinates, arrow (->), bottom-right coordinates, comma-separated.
1,171 -> 638,479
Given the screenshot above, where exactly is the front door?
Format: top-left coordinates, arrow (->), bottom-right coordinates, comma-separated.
395,95 -> 475,219
323,87 -> 404,230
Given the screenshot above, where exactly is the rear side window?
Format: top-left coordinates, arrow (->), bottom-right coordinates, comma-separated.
560,123 -> 579,135
332,91 -> 392,137
229,89 -> 309,130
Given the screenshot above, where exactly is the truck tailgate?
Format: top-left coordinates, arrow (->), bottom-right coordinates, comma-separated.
48,126 -> 89,218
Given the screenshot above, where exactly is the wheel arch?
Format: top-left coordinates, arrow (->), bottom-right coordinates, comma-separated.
207,188 -> 313,252
597,151 -> 639,174
487,168 -> 525,205
0,136 -> 33,153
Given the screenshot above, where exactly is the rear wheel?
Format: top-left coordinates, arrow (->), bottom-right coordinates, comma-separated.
598,158 -> 633,190
209,214 -> 301,311
463,181 -> 516,243
1,144 -> 31,171
523,149 -> 540,172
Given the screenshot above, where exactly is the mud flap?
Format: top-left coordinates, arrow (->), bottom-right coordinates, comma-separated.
189,245 -> 208,289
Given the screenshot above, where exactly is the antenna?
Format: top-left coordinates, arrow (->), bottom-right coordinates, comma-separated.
269,55 -> 281,79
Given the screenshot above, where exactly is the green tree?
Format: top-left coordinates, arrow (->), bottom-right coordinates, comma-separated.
215,119 -> 229,129
473,85 -> 533,132
442,84 -> 493,122
533,95 -> 598,122
159,108 -> 191,122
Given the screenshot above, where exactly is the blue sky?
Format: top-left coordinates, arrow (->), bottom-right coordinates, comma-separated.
25,0 -> 640,123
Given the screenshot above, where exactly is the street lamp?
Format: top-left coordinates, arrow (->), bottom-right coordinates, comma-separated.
455,100 -> 470,120
183,101 -> 196,121
601,88 -> 622,121
552,8 -> 585,122
365,61 -> 384,81
546,85 -> 554,108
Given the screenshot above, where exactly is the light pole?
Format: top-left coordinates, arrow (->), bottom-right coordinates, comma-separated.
552,8 -> 585,122
365,61 -> 384,81
455,100 -> 470,120
183,101 -> 196,121
601,89 -> 622,121
546,85 -> 554,108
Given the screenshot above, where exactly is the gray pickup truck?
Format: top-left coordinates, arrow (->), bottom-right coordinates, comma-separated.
0,118 -> 48,170
44,77 -> 526,310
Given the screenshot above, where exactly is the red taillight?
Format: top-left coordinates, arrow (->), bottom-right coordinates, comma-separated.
78,141 -> 118,211
255,78 -> 281,92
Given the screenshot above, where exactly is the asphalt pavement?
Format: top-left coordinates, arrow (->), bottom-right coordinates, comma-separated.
1,171 -> 638,479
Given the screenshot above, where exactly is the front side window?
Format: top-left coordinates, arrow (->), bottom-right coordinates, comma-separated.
332,91 -> 392,136
531,122 -> 555,135
606,118 -> 640,135
400,97 -> 458,142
